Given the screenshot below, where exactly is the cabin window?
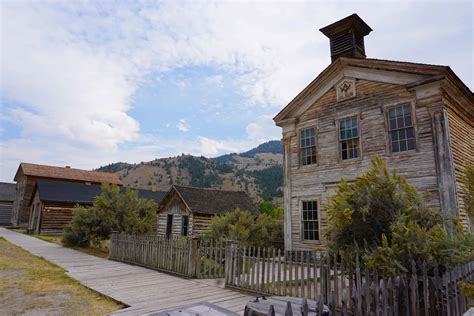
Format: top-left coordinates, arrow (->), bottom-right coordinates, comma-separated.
339,116 -> 360,160
301,201 -> 319,241
300,127 -> 317,166
181,215 -> 189,236
166,214 -> 173,239
387,104 -> 416,152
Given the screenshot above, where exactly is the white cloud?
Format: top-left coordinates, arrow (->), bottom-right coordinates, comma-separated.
0,1 -> 472,181
195,137 -> 253,157
177,119 -> 190,132
246,115 -> 281,143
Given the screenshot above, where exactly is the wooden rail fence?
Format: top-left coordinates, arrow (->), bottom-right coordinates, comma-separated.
109,234 -> 226,278
109,235 -> 474,314
225,244 -> 474,316
109,234 -> 193,277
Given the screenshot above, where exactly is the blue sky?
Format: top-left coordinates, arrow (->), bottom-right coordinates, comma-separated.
0,1 -> 472,182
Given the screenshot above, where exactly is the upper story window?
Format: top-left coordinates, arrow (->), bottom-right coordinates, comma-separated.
302,201 -> 319,241
300,127 -> 316,166
339,117 -> 360,160
387,104 -> 415,153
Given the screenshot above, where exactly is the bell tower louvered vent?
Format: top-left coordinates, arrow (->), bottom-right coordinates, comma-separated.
320,14 -> 372,62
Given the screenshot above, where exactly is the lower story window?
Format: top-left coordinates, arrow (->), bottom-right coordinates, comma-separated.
302,201 -> 319,241
166,214 -> 173,239
181,215 -> 189,236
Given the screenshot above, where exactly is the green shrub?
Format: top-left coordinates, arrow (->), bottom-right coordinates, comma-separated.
62,184 -> 157,247
202,208 -> 284,249
465,164 -> 474,220
258,201 -> 284,220
325,157 -> 474,275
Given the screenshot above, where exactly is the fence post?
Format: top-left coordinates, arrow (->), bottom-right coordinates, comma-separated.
225,240 -> 239,286
187,236 -> 200,278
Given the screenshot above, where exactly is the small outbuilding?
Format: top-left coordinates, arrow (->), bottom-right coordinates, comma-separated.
29,179 -> 166,234
0,182 -> 16,226
157,185 -> 259,239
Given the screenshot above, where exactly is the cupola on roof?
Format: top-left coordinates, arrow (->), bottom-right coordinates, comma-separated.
319,14 -> 372,62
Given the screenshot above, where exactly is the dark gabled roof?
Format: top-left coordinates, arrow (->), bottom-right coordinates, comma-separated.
0,182 -> 16,202
173,185 -> 259,216
34,179 -> 166,205
14,162 -> 122,185
133,189 -> 167,205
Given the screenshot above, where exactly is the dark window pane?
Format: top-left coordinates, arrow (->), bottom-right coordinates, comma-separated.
399,140 -> 407,152
389,109 -> 396,119
390,131 -> 398,142
405,115 -> 412,127
407,138 -> 416,150
389,119 -> 397,131
397,117 -> 404,128
392,141 -> 400,152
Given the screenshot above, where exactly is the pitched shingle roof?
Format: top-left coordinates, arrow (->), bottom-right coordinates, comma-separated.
14,163 -> 122,185
35,179 -> 166,205
173,185 -> 259,215
0,182 -> 16,202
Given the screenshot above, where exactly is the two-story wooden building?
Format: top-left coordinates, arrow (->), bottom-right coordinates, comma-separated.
274,14 -> 473,251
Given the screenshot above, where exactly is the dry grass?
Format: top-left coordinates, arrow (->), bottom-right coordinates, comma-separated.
0,237 -> 123,315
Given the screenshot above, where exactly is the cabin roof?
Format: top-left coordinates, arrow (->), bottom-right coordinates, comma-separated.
274,57 -> 473,124
34,179 -> 166,205
14,162 -> 122,185
172,185 -> 259,216
0,182 -> 16,202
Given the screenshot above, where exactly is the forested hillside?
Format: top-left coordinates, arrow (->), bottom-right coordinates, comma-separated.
96,140 -> 284,205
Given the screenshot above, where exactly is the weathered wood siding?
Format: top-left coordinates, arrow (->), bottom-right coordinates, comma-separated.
40,206 -> 74,234
286,79 -> 443,251
445,98 -> 474,231
0,202 -> 13,225
156,193 -> 193,238
11,177 -> 36,226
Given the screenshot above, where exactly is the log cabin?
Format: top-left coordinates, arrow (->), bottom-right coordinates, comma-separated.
0,182 -> 15,226
28,179 -> 166,234
11,162 -> 123,227
273,14 -> 473,251
157,185 -> 259,239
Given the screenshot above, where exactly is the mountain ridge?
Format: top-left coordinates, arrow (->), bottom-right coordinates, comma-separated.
96,140 -> 284,205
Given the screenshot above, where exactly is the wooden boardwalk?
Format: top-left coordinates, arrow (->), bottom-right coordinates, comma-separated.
0,228 -> 253,315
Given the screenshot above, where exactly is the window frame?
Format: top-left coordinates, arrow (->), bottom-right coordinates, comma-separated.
298,126 -> 318,167
384,102 -> 417,155
181,215 -> 189,237
337,115 -> 362,161
299,198 -> 321,243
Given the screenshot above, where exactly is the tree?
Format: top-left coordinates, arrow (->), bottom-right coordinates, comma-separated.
202,209 -> 284,249
325,157 -> 473,275
62,184 -> 157,247
258,201 -> 284,220
464,164 -> 474,220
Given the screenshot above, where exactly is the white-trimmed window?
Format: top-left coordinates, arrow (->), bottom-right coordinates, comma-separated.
300,127 -> 317,166
387,104 -> 416,152
301,201 -> 319,241
339,116 -> 360,160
